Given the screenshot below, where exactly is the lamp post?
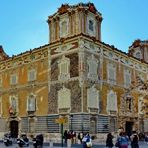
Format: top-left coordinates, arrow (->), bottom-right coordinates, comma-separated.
70,115 -> 73,131
55,117 -> 67,147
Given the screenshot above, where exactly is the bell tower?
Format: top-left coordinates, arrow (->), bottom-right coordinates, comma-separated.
47,3 -> 103,44
128,40 -> 148,63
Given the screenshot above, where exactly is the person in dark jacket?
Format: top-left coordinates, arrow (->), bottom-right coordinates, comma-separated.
130,131 -> 139,148
64,130 -> 68,144
106,133 -> 114,148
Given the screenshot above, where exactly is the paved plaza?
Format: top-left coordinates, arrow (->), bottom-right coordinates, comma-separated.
0,141 -> 147,148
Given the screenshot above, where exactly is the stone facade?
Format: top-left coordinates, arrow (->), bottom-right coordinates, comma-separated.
0,2 -> 147,141
47,2 -> 148,139
0,45 -> 49,138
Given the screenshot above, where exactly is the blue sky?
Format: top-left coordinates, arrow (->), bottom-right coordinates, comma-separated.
0,0 -> 147,56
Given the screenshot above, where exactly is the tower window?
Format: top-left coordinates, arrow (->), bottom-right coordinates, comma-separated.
135,52 -> 141,59
60,18 -> 69,37
89,20 -> 94,32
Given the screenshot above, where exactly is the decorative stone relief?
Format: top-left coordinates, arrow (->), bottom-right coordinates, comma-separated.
54,43 -> 74,53
138,96 -> 144,115
58,86 -> 71,109
9,95 -> 18,115
119,93 -> 135,116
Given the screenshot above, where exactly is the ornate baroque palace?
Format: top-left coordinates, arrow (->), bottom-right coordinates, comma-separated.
0,3 -> 148,140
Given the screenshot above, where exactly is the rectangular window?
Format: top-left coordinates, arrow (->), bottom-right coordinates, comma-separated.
27,96 -> 36,111
108,63 -> 116,84
10,97 -> 18,113
58,56 -> 70,81
124,69 -> 131,87
28,69 -> 36,81
10,74 -> 17,85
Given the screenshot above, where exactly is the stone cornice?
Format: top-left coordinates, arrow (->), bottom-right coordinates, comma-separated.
0,81 -> 48,94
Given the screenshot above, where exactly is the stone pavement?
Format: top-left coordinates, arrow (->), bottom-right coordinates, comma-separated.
0,141 -> 147,147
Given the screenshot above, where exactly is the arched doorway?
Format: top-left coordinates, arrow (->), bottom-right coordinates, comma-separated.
10,120 -> 18,138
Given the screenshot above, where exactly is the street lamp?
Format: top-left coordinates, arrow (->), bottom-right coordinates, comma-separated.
70,115 -> 73,131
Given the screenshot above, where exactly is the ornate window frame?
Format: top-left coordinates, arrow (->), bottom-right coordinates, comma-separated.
58,86 -> 71,109
28,69 -> 36,82
58,55 -> 70,81
59,17 -> 69,38
106,90 -> 117,113
10,73 -> 18,85
138,96 -> 143,115
27,94 -> 36,112
87,85 -> 99,109
124,68 -> 131,88
133,49 -> 142,60
87,54 -> 98,81
107,62 -> 116,84
87,15 -> 96,37
125,95 -> 133,112
9,96 -> 18,114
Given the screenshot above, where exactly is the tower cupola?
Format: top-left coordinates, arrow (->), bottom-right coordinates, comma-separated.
47,2 -> 103,43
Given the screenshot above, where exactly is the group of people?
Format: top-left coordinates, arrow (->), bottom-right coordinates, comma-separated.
63,130 -> 92,147
106,131 -> 139,148
63,130 -> 76,144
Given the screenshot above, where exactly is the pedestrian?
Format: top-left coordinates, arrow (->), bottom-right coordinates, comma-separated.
130,131 -> 139,148
144,133 -> 148,144
73,131 -> 76,144
106,133 -> 114,148
82,133 -> 92,148
78,132 -> 83,144
64,130 -> 68,144
117,132 -> 129,148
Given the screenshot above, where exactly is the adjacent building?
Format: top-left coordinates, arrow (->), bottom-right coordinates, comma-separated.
0,3 -> 147,140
